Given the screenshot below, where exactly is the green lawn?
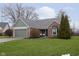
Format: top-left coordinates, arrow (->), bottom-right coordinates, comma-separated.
0,36 -> 79,56
0,36 -> 9,38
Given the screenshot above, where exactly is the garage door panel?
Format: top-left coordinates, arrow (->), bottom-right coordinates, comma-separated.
15,29 -> 26,38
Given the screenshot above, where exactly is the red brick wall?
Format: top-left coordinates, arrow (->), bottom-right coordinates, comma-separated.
48,26 -> 52,37
30,28 -> 40,38
48,21 -> 58,38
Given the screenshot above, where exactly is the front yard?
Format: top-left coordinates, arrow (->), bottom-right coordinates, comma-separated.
0,36 -> 79,56
0,36 -> 9,38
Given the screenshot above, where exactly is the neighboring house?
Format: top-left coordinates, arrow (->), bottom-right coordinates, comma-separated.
0,27 -> 2,34
13,18 -> 59,38
0,22 -> 10,35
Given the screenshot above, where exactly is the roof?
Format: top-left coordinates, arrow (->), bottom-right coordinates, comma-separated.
0,22 -> 9,29
23,18 -> 58,29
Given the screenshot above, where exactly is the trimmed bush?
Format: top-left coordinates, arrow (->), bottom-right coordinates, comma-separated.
5,29 -> 13,37
0,33 -> 2,36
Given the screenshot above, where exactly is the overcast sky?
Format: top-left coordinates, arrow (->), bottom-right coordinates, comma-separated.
0,3 -> 79,29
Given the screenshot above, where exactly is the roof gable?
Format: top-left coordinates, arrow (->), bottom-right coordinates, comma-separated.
49,21 -> 59,28
13,19 -> 28,27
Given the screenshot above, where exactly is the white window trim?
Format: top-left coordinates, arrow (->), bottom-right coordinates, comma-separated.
13,26 -> 29,29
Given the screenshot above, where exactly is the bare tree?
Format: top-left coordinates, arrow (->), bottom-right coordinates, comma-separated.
2,4 -> 38,24
24,7 -> 38,20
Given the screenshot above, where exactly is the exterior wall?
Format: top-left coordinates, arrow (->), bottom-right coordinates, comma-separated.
48,26 -> 52,37
48,21 -> 58,37
14,19 -> 26,27
26,28 -> 30,38
30,28 -> 40,38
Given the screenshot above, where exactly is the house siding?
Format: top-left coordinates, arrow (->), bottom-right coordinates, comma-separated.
14,19 -> 26,27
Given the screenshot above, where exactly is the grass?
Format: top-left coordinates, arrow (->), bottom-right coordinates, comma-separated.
0,36 -> 9,38
0,36 -> 79,56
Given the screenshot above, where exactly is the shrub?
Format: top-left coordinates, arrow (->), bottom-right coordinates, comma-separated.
5,29 -> 13,37
0,33 -> 2,36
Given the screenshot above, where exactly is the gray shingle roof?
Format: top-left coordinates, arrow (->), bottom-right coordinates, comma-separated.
0,22 -> 9,29
24,18 -> 58,29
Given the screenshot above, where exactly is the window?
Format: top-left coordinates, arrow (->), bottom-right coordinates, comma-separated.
52,27 -> 57,36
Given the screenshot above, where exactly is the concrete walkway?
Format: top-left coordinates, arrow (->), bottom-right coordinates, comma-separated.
0,38 -> 20,43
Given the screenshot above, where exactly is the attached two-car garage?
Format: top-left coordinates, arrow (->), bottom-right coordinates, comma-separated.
13,27 -> 30,38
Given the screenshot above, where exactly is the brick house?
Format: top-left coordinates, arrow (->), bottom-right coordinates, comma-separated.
13,18 -> 59,38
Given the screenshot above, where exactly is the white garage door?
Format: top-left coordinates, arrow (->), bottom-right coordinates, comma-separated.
15,29 -> 26,38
